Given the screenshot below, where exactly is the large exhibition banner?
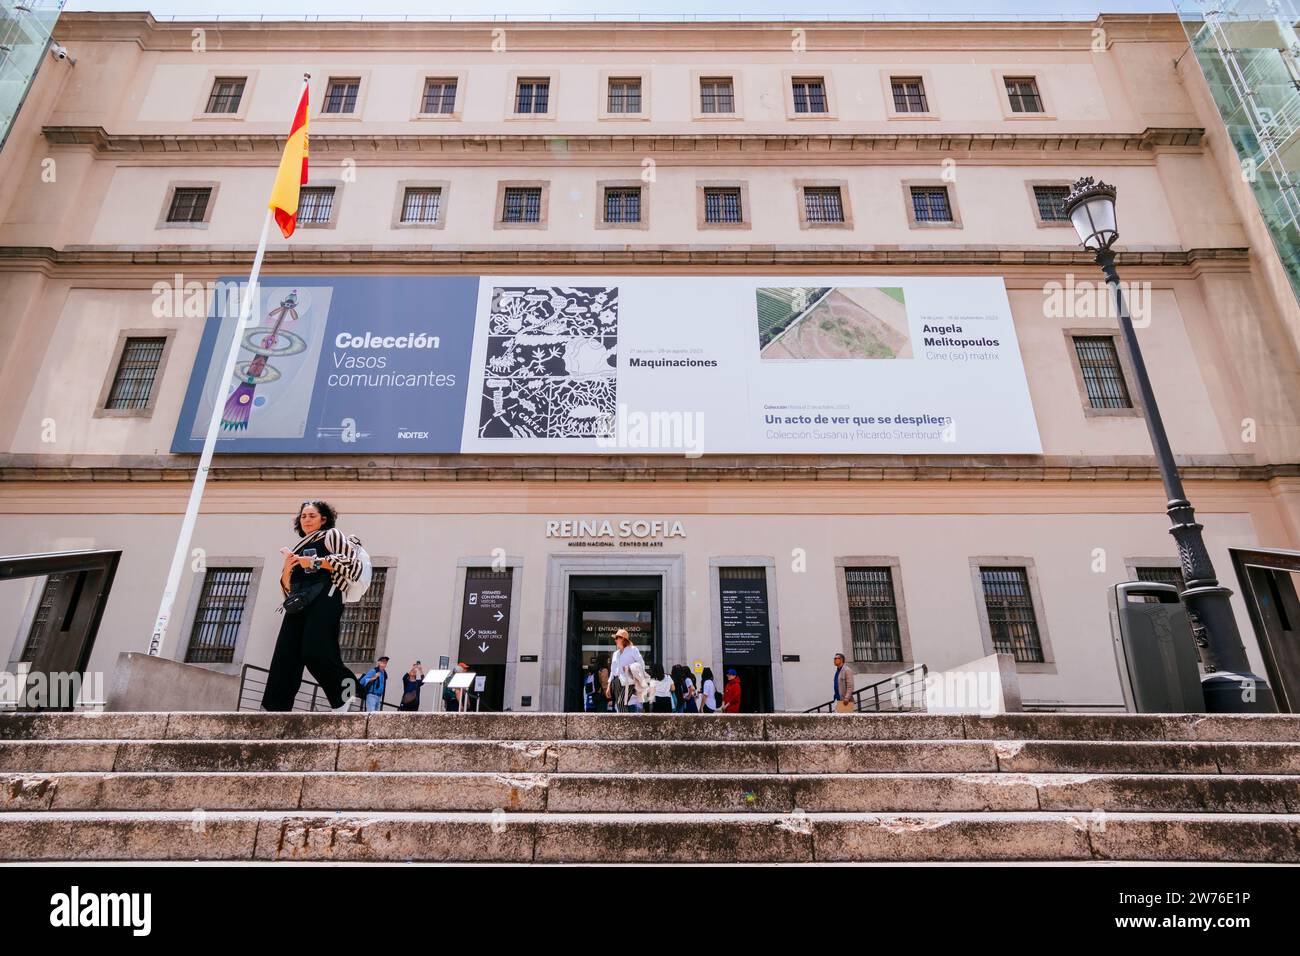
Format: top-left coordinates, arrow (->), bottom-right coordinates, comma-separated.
172,275 -> 1042,455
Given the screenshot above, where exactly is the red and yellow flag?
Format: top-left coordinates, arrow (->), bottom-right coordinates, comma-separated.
268,82 -> 310,238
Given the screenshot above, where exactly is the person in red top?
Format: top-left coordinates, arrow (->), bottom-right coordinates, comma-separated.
722,668 -> 742,713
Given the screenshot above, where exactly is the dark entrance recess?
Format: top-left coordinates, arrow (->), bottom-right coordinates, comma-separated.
719,566 -> 774,713
1,549 -> 121,711
565,574 -> 662,713
1231,547 -> 1300,713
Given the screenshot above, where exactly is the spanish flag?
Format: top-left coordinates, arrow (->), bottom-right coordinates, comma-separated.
268,79 -> 310,238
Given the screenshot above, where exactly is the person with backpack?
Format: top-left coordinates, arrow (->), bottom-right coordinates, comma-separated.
698,667 -> 719,715
607,629 -> 646,712
261,500 -> 369,712
676,665 -> 699,714
358,657 -> 389,711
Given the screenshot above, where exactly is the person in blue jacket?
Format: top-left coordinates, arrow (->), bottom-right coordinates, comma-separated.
358,656 -> 389,711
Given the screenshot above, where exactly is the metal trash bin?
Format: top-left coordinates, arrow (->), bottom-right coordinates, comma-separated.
1109,581 -> 1205,713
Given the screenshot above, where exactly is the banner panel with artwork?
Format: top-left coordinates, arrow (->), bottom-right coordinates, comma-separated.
172,274 -> 1041,455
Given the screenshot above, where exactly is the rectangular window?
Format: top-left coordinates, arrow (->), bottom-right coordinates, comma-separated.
1034,185 -> 1070,222
890,77 -> 928,113
185,568 -> 253,664
502,186 -> 542,223
205,77 -> 246,114
844,567 -> 904,663
791,77 -> 828,114
1135,565 -> 1186,605
1073,335 -> 1133,409
1005,76 -> 1044,113
515,79 -> 550,114
166,187 -> 211,224
20,576 -> 60,663
421,78 -> 457,114
704,187 -> 743,223
323,78 -> 360,114
979,567 -> 1045,663
910,186 -> 952,223
603,187 -> 642,224
339,567 -> 387,663
700,77 -> 735,114
105,336 -> 166,410
803,186 -> 845,224
297,187 -> 335,225
400,187 -> 442,224
607,78 -> 642,114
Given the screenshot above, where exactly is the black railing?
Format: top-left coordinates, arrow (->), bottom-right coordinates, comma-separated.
237,663 -> 398,712
804,663 -> 928,713
1022,700 -> 1128,712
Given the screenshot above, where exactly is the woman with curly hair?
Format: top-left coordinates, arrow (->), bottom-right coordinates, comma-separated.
261,500 -> 362,712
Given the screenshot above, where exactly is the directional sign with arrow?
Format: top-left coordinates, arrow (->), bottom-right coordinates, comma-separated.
458,571 -> 513,666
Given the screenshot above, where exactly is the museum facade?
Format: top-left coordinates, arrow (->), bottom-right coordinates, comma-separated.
1,12 -> 1298,712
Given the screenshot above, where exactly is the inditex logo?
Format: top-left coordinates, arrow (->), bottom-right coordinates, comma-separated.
49,886 -> 151,937
396,428 -> 430,440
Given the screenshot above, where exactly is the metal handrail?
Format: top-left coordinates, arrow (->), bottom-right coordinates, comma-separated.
237,662 -> 399,712
804,663 -> 927,713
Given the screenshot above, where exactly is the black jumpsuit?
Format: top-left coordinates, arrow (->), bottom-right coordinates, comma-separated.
261,535 -> 357,711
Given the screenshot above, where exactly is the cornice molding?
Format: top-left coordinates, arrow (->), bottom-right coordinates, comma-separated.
41,126 -> 1205,159
0,244 -> 1251,271
0,454 -> 1290,485
52,12 -> 1187,52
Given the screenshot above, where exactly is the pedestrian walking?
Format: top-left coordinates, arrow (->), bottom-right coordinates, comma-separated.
399,661 -> 423,711
832,652 -> 856,713
607,629 -> 646,712
650,662 -> 674,713
261,500 -> 364,712
698,666 -> 719,715
723,668 -> 742,713
358,656 -> 389,711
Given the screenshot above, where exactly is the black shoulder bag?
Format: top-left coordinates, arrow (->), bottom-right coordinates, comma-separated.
278,538 -> 328,615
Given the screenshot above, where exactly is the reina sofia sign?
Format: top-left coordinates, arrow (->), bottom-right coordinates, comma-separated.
546,519 -> 686,540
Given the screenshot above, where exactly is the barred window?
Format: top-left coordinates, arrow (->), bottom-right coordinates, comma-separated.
298,187 -> 335,225
166,187 -> 211,224
1136,566 -> 1186,592
604,187 -> 641,224
515,79 -> 550,114
1005,76 -> 1044,113
979,567 -> 1045,663
205,77 -> 246,114
400,187 -> 442,224
323,78 -> 360,114
700,77 -> 735,113
1073,335 -> 1133,409
704,187 -> 743,223
608,78 -> 642,113
891,77 -> 928,113
339,567 -> 387,663
803,186 -> 844,223
1034,185 -> 1070,222
185,568 -> 253,664
20,576 -> 61,663
910,186 -> 952,223
421,78 -> 457,114
844,567 -> 904,663
106,336 -> 166,410
502,187 -> 543,223
792,77 -> 827,114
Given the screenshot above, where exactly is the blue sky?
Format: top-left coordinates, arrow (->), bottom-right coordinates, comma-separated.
63,1 -> 1176,20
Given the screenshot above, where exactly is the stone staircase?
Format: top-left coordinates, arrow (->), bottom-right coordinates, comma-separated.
1,711 -> 1298,863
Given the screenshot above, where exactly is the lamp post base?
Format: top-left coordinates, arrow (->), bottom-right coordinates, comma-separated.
1200,671 -> 1277,714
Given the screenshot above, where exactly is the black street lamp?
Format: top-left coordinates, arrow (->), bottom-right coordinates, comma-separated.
1064,176 -> 1275,713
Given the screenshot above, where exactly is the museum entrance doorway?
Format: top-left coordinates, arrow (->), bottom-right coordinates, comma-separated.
564,574 -> 662,712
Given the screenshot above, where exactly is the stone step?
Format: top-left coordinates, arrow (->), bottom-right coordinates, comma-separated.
3,712 -> 1299,743
1,809 -> 1296,862
4,771 -> 1297,814
4,738 -> 1299,775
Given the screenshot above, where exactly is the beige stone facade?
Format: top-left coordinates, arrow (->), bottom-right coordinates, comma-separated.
1,13 -> 1298,712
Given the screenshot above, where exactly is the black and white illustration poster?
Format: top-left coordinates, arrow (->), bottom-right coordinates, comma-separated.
477,286 -> 619,439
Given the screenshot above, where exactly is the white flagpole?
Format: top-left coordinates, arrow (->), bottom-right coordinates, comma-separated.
148,207 -> 273,657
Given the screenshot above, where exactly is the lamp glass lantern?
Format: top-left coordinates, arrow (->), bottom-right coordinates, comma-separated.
1064,177 -> 1118,252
